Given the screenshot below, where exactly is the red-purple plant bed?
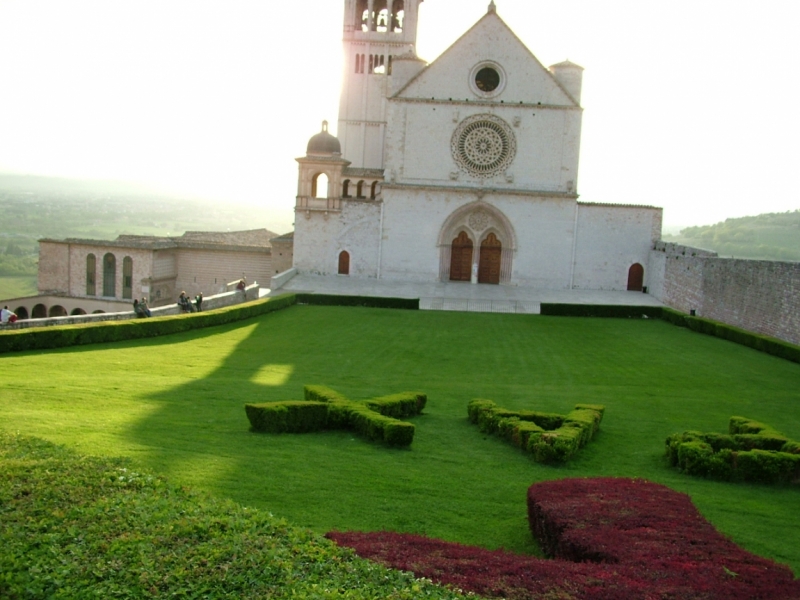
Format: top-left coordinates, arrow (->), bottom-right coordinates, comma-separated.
327,478 -> 800,600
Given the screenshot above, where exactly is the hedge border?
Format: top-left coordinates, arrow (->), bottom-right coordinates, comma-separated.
540,303 -> 800,364
0,293 -> 298,354
296,293 -> 419,310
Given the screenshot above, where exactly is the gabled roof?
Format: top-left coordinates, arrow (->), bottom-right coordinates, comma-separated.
394,8 -> 579,107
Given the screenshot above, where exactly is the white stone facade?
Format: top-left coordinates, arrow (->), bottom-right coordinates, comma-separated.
292,1 -> 663,292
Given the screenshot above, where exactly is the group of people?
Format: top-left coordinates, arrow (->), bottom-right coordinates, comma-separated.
133,298 -> 152,318
178,291 -> 203,313
1,305 -> 18,325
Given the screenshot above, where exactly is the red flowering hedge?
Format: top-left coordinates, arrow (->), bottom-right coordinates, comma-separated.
328,478 -> 800,599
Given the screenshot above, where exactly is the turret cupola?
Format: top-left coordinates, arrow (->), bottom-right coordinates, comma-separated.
306,121 -> 342,156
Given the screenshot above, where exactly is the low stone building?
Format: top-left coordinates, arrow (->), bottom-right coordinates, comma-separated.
32,229 -> 282,317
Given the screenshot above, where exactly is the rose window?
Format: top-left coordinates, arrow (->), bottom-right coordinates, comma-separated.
451,114 -> 516,177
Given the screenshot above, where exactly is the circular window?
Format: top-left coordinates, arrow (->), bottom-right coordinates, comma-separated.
451,114 -> 516,177
469,61 -> 506,98
475,67 -> 500,92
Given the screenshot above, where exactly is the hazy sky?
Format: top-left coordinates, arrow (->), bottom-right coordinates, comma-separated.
1,0 -> 798,232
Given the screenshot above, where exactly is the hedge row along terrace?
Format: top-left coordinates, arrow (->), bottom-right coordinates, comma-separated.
467,399 -> 604,463
245,385 -> 427,447
667,416 -> 800,483
328,478 -> 800,600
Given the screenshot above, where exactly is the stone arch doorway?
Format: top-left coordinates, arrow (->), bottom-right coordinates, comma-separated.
627,263 -> 644,291
449,231 -> 473,282
438,202 -> 516,284
478,233 -> 502,284
338,250 -> 350,275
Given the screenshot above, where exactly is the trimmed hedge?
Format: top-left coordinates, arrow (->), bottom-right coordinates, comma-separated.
467,399 -> 605,463
666,417 -> 800,484
245,385 -> 426,447
540,303 -> 663,319
0,293 -> 298,354
296,293 -> 419,310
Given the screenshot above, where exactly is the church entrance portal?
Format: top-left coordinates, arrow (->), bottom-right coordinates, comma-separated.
478,233 -> 501,284
449,232 -> 472,282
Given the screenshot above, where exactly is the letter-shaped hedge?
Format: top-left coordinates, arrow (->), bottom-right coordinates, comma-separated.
467,399 -> 604,463
666,416 -> 800,484
245,386 -> 426,447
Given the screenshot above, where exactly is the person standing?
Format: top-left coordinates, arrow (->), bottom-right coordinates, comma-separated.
195,293 -> 203,312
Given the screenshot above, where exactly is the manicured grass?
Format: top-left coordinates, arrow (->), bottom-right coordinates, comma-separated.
1,305 -> 799,575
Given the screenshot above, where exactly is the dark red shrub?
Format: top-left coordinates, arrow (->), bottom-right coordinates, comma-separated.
327,478 -> 800,599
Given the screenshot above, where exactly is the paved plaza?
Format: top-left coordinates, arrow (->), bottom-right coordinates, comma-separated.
267,274 -> 663,314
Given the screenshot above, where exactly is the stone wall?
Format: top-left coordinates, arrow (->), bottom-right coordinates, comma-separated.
651,242 -> 800,346
0,284 -> 262,331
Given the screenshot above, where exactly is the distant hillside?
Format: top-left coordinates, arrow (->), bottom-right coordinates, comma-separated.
0,174 -> 292,300
663,210 -> 800,261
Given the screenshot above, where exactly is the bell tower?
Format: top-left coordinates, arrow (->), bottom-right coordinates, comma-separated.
338,0 -> 424,170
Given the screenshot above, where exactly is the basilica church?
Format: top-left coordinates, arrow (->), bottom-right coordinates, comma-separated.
292,0 -> 662,291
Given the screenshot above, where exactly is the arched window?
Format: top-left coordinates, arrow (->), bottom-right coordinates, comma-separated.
86,253 -> 96,295
338,251 -> 350,275
70,308 -> 87,316
356,180 -> 365,198
103,253 -> 116,297
343,179 -> 351,197
32,304 -> 47,318
370,181 -> 378,199
15,306 -> 28,320
312,173 -> 329,198
122,256 -> 133,299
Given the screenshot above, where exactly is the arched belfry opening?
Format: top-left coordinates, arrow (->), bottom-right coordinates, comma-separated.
438,202 -> 516,284
312,173 -> 329,198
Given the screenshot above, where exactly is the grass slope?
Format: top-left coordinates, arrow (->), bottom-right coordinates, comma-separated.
1,306 -> 799,575
0,432 -> 470,599
0,275 -> 37,302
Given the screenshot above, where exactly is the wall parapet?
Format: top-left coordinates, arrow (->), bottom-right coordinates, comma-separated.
0,284 -> 260,331
650,243 -> 800,346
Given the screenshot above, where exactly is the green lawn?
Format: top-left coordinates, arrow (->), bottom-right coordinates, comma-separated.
1,305 -> 799,574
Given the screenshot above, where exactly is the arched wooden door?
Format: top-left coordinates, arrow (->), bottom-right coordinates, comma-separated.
338,251 -> 350,275
449,231 -> 473,281
627,263 -> 644,291
478,233 -> 502,284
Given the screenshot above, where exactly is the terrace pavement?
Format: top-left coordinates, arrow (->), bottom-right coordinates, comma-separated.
266,274 -> 663,314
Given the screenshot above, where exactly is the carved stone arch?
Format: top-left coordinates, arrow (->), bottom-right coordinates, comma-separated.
436,201 -> 517,250
438,201 -> 516,284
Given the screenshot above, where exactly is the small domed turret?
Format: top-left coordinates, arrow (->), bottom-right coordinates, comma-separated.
306,121 -> 341,156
